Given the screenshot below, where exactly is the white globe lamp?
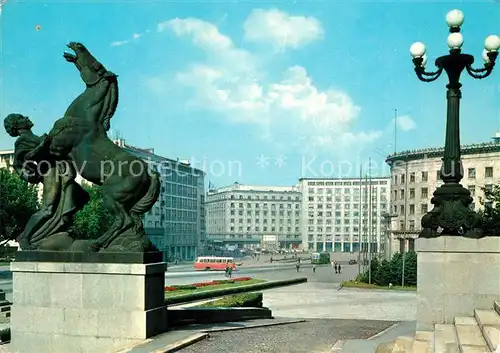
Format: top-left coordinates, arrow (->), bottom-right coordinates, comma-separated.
446,9 -> 464,28
485,35 -> 500,52
410,42 -> 426,58
447,33 -> 464,49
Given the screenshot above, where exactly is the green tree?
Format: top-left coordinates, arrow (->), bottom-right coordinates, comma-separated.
479,184 -> 500,236
73,183 -> 112,239
403,251 -> 417,286
0,168 -> 39,244
374,259 -> 392,286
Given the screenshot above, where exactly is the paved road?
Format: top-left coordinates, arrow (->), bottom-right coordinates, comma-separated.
0,262 -> 359,302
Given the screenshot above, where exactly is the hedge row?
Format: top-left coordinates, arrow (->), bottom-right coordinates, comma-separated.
164,277 -> 307,306
196,292 -> 263,308
356,251 -> 417,287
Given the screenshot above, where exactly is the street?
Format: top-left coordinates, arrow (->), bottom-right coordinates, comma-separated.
0,259 -> 359,302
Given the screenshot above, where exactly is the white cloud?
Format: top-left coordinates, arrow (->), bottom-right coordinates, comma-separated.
149,17 -> 381,153
393,115 -> 417,132
110,32 -> 145,47
243,9 -> 324,50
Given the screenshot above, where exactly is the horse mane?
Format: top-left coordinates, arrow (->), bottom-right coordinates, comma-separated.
102,75 -> 119,131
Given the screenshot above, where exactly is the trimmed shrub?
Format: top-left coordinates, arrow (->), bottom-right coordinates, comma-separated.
356,251 -> 417,287
197,292 -> 263,308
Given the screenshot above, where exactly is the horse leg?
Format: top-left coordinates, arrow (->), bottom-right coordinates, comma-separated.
98,199 -> 135,250
89,193 -> 123,252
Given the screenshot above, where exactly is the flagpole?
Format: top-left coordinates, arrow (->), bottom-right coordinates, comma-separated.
368,158 -> 372,285
358,165 -> 362,276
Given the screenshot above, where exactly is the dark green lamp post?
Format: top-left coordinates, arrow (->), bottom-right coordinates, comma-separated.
409,9 -> 500,238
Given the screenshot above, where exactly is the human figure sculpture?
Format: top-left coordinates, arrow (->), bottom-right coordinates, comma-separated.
7,42 -> 160,253
3,114 -> 89,250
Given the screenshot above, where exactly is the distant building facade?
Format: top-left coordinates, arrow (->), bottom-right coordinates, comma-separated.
114,139 -> 206,261
205,182 -> 302,249
297,177 -> 390,254
385,138 -> 500,258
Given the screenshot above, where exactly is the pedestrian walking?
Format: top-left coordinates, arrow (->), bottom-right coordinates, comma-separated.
296,262 -> 300,272
312,264 -> 316,273
225,266 -> 229,277
331,261 -> 334,268
338,264 -> 342,274
227,265 -> 233,278
334,263 -> 338,274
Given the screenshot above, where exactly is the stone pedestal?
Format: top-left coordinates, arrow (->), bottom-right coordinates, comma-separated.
416,236 -> 500,331
10,251 -> 167,353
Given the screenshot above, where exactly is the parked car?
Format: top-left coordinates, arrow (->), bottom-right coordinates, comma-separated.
348,259 -> 357,265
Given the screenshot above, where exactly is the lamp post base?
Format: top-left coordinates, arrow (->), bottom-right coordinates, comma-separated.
420,183 -> 483,238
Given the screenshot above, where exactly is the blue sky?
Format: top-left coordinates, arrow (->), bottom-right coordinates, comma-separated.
0,1 -> 499,187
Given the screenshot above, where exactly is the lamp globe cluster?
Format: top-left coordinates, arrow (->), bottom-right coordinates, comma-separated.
409,9 -> 500,65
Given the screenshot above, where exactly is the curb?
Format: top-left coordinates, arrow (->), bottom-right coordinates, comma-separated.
367,323 -> 400,340
165,277 -> 307,306
200,319 -> 306,333
330,339 -> 345,352
152,332 -> 210,353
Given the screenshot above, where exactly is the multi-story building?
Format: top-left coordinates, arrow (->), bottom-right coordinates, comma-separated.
0,139 -> 206,261
114,139 -> 205,261
0,150 -> 14,169
385,136 -> 500,257
297,177 -> 390,254
205,182 -> 302,249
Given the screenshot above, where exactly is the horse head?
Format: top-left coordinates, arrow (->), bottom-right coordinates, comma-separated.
63,42 -> 118,131
64,42 -> 116,87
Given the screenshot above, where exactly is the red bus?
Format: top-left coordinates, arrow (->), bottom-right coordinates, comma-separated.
194,256 -> 237,271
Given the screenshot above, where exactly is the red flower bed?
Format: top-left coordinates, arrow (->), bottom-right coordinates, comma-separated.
165,277 -> 253,291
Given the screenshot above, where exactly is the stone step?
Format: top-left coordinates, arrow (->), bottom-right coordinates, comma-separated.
374,341 -> 395,353
414,331 -> 433,353
412,339 -> 429,353
392,336 -> 414,353
474,309 -> 500,352
434,324 -> 459,353
454,316 -> 489,352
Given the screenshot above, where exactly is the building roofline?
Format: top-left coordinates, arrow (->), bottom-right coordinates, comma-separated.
386,142 -> 500,165
298,176 -> 390,181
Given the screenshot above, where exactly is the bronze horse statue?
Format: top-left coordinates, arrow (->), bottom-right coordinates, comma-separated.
28,42 -> 160,252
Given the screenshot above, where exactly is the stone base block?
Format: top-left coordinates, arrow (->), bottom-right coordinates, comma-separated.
416,236 -> 500,331
10,260 -> 167,353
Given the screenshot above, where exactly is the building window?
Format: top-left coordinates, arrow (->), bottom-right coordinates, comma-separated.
399,221 -> 405,230
409,204 -> 415,215
401,174 -> 405,184
394,175 -> 398,185
400,189 -> 405,200
421,187 -> 428,198
421,204 -> 428,214
468,185 -> 475,196
468,168 -> 476,179
409,172 -> 415,183
485,167 -> 493,178
400,205 -> 405,216
421,171 -> 428,182
485,184 -> 493,193
409,220 -> 415,231
409,188 -> 415,199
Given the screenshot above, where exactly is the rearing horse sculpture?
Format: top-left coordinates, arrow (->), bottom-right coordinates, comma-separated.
28,42 -> 160,252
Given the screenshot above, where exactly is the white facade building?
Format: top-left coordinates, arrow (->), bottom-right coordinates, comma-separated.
297,177 -> 390,254
385,137 -> 500,257
205,182 -> 302,249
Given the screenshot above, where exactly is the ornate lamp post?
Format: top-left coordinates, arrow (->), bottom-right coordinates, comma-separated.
409,9 -> 500,238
